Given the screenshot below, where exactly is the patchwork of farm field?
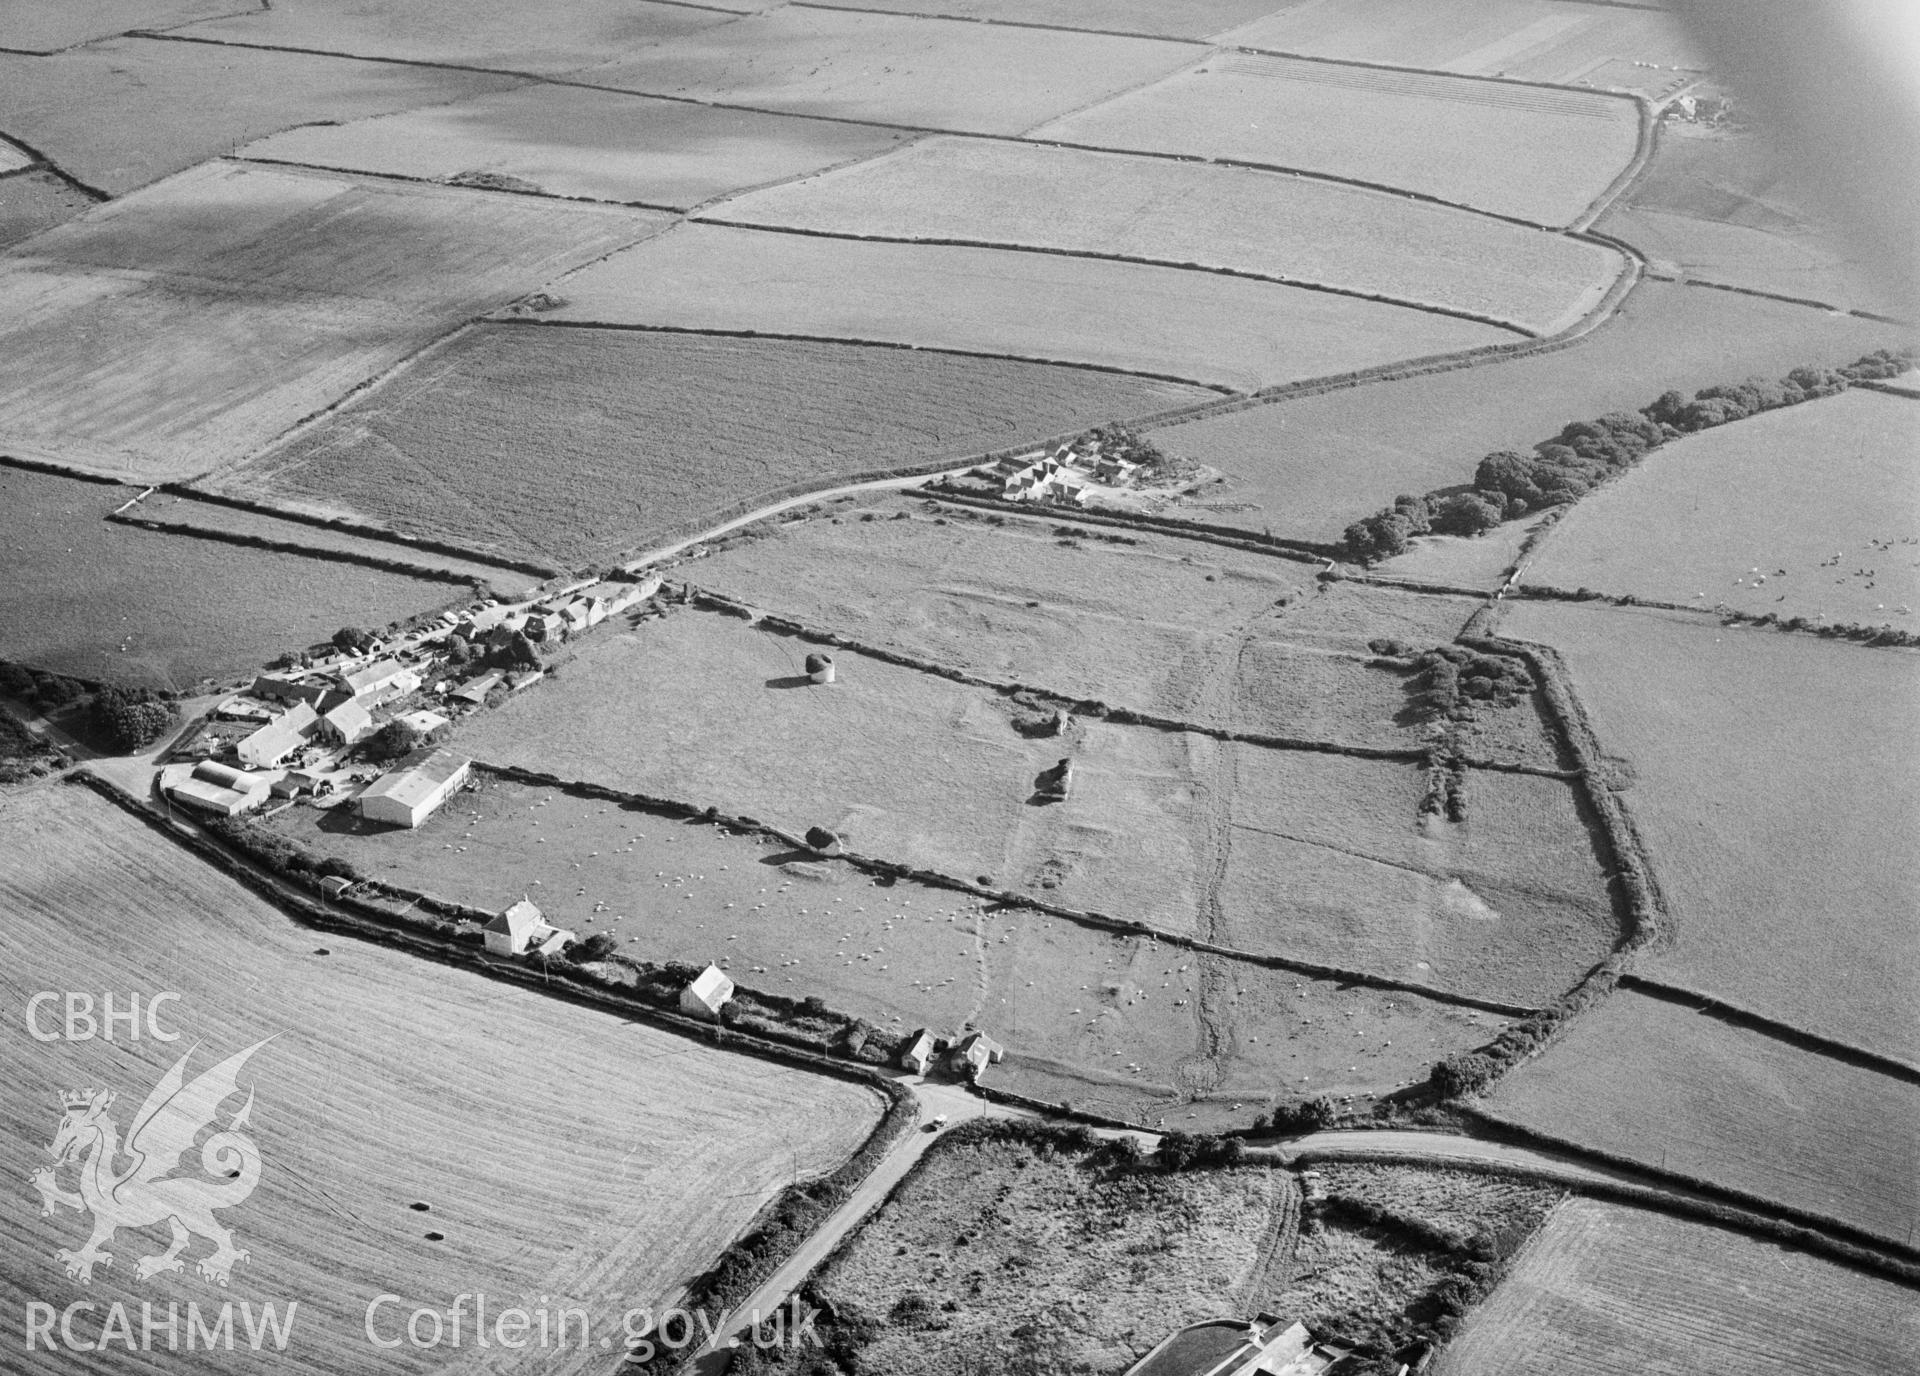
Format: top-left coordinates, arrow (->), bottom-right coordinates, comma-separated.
176,0 -> 738,75
213,328 -> 1209,568
816,0 -> 1282,39
582,6 -> 1197,136
1218,755 -> 1616,1006
0,467 -> 458,690
1498,600 -> 1920,1063
0,170 -> 95,249
1156,279 -> 1915,543
0,0 -> 242,53
0,162 -> 663,481
1033,51 -> 1640,226
539,224 -> 1510,392
708,137 -> 1622,334
1223,0 -> 1704,98
264,773 -> 1489,1127
0,783 -> 885,1375
1434,1196 -> 1920,1376
240,86 -> 911,210
0,40 -> 520,196
1599,118 -> 1883,312
1523,387 -> 1920,626
1480,989 -> 1920,1248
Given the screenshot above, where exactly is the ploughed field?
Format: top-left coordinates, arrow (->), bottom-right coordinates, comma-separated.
1498,600 -> 1920,1064
1222,0 -> 1704,98
264,771 -> 1493,1128
1434,1196 -> 1920,1375
1155,279 -> 1915,544
0,467 -> 458,691
211,329 -> 1210,569
709,137 -> 1622,335
1524,387 -> 1920,626
532,223 -> 1510,393
1481,989 -> 1920,1251
0,783 -> 885,1375
0,163 -> 662,482
1031,51 -> 1640,226
0,171 -> 95,249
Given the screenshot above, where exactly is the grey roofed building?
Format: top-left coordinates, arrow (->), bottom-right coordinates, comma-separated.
236,700 -> 319,768
357,747 -> 471,828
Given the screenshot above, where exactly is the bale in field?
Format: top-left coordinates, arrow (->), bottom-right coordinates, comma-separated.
804,651 -> 835,684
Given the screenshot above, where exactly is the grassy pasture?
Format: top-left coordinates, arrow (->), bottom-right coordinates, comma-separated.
541,223 -> 1509,392
1435,1196 -> 1920,1375
1157,279 -> 1915,543
710,137 -> 1622,334
1481,990 -> 1920,1249
0,468 -> 457,690
0,163 -> 663,481
584,6 -> 1196,136
0,142 -> 29,175
179,0 -> 735,75
265,774 -> 1486,1128
1220,755 -> 1616,1006
0,171 -> 95,249
812,0 -> 1282,39
1598,122 -> 1884,313
0,784 -> 885,1375
1032,51 -> 1639,226
0,40 -> 518,196
1524,388 -> 1920,627
1222,0 -> 1704,98
240,86 -> 910,210
0,0 -> 241,53
1498,601 -> 1920,1062
216,328 -> 1208,568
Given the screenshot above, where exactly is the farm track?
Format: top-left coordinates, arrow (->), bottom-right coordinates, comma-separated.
1233,1171 -> 1303,1313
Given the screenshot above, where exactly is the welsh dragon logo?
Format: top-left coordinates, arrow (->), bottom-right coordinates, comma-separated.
28,1040 -> 270,1287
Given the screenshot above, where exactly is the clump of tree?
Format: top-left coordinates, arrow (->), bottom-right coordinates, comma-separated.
89,686 -> 175,753
1253,1095 -> 1340,1135
360,717 -> 449,763
1343,347 -> 1915,562
1408,646 -> 1533,722
1085,421 -> 1194,484
1152,1130 -> 1246,1171
330,626 -> 377,654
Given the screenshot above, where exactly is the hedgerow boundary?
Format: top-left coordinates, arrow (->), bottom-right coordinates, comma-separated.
104,510 -> 488,588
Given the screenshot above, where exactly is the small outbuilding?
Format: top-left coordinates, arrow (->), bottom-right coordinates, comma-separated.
948,1029 -> 1003,1078
1034,757 -> 1073,802
166,760 -> 273,817
236,700 -> 319,769
357,747 -> 471,828
482,898 -> 571,957
804,652 -> 835,685
900,1028 -> 937,1075
396,708 -> 450,736
452,672 -> 504,706
336,659 -> 421,706
680,964 -> 735,1020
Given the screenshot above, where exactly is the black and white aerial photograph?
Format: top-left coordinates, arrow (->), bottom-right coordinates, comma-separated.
0,0 -> 1914,1372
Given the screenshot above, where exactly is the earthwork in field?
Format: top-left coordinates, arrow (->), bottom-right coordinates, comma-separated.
1154,278 -> 1915,544
0,162 -> 662,481
0,784 -> 885,1375
537,223 -> 1511,392
1498,600 -> 1920,1064
1480,988 -> 1920,1249
1434,1196 -> 1920,1376
708,137 -> 1623,334
1032,51 -> 1641,226
1523,387 -> 1920,626
0,467 -> 461,690
211,330 -> 1212,568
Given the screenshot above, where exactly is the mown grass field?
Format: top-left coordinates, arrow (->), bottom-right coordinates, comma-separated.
1499,600 -> 1920,1062
584,6 -> 1197,136
1524,388 -> 1920,626
217,329 -> 1208,568
0,40 -> 517,196
0,163 -> 661,481
178,0 -> 736,75
1220,754 -> 1616,1007
1482,989 -> 1920,1249
0,467 -> 457,690
542,223 -> 1509,393
0,170 -> 94,249
0,783 -> 885,1375
1223,0 -> 1703,97
711,137 -> 1622,334
241,86 -> 911,210
1157,279 -> 1915,543
1434,1197 -> 1920,1375
1033,51 -> 1639,226
1598,121 -> 1883,313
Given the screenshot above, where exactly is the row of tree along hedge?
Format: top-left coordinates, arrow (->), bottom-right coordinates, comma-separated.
1344,346 -> 1918,562
0,662 -> 177,752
